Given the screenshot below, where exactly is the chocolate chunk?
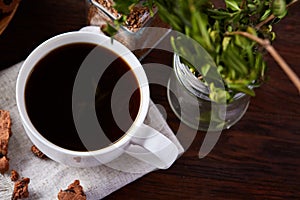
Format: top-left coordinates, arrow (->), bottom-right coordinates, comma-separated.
31,145 -> 48,159
0,156 -> 9,174
58,180 -> 86,200
12,177 -> 30,200
11,169 -> 19,181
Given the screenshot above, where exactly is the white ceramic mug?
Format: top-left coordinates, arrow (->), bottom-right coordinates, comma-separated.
16,31 -> 178,169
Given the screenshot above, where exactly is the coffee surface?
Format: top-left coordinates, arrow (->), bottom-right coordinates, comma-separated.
25,42 -> 140,151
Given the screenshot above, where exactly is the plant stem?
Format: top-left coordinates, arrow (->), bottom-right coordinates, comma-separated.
240,0 -> 247,9
227,31 -> 300,94
255,0 -> 298,29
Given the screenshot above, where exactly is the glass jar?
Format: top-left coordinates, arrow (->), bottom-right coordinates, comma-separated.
87,0 -> 171,60
167,54 -> 250,131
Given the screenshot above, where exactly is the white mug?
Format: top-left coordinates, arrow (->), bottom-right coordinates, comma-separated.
16,31 -> 178,169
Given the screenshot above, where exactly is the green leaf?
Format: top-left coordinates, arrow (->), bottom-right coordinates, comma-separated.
209,30 -> 219,43
207,9 -> 233,19
185,26 -> 191,37
101,23 -> 118,37
222,37 -> 231,51
209,83 -> 229,103
225,0 -> 241,11
234,34 -> 250,48
261,61 -> 267,78
260,9 -> 272,21
194,12 -> 213,51
157,5 -> 183,31
201,64 -> 211,77
254,53 -> 263,71
247,3 -> 256,11
272,0 -> 287,18
113,0 -> 139,15
271,32 -> 276,41
191,11 -> 200,33
254,53 -> 267,79
246,47 -> 255,69
227,84 -> 255,96
246,26 -> 257,36
223,44 -> 249,76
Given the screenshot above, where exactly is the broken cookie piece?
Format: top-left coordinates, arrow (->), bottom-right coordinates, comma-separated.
0,155 -> 9,174
11,169 -> 19,181
0,110 -> 12,174
0,134 -> 9,156
0,110 -> 12,130
58,180 -> 86,200
0,110 -> 12,156
31,145 -> 48,159
12,177 -> 30,200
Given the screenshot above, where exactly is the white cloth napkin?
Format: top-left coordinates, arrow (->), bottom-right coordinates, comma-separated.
0,57 -> 183,199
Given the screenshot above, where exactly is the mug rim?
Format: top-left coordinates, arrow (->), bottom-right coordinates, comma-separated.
16,31 -> 150,157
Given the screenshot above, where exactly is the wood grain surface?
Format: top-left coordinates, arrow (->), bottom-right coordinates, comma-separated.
0,1 -> 299,199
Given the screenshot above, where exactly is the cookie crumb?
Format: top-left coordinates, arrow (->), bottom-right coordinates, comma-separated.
0,156 -> 9,174
31,145 -> 48,159
12,177 -> 30,200
11,170 -> 19,181
58,180 -> 86,200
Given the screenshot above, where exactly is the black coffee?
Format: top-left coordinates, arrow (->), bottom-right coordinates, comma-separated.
25,42 -> 140,151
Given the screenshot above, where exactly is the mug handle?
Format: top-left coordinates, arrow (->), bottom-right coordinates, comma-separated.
125,124 -> 179,169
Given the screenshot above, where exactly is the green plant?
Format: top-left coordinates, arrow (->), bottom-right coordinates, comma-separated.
107,0 -> 299,102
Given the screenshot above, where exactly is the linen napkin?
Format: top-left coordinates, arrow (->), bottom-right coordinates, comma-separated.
0,59 -> 183,199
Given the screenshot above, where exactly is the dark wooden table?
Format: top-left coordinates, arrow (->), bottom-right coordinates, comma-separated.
1,1 -> 299,199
